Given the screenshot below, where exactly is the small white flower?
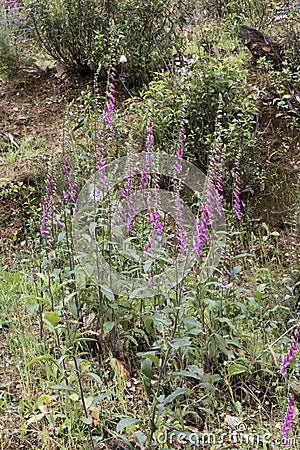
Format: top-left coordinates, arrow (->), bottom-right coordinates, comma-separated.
119,55 -> 128,64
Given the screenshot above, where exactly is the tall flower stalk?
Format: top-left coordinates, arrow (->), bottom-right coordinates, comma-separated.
282,325 -> 300,376
40,172 -> 53,251
174,122 -> 186,253
281,324 -> 300,446
102,67 -> 116,132
233,151 -> 242,220
282,394 -> 294,447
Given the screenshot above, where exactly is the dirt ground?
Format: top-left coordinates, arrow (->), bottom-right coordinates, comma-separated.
0,67 -> 92,253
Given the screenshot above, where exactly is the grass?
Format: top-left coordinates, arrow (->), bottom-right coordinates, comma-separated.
0,239 -> 299,449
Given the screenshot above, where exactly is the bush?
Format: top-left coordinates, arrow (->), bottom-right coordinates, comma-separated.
0,2 -> 31,79
27,0 -> 195,82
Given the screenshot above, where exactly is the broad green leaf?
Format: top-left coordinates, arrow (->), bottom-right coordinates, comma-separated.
164,387 -> 188,405
26,413 -> 46,426
57,231 -> 66,243
227,364 -> 248,377
82,416 -> 93,425
44,311 -> 60,327
170,338 -> 190,350
85,372 -> 102,385
100,284 -> 115,302
143,317 -> 156,337
26,354 -> 54,367
103,321 -> 115,333
141,352 -> 159,366
116,417 -> 138,432
141,358 -> 153,379
170,370 -> 202,380
50,384 -> 74,392
133,430 -> 147,448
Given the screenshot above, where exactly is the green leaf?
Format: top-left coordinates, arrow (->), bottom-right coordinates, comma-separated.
116,417 -> 138,432
85,372 -> 102,385
164,387 -> 188,405
141,352 -> 159,366
57,231 -> 66,243
82,416 -> 93,425
141,358 -> 153,379
143,317 -> 156,337
50,384 -> 74,392
103,321 -> 115,333
26,413 -> 46,425
132,430 -> 147,448
100,284 -> 115,302
44,311 -> 60,327
26,354 -> 54,367
227,364 -> 248,377
170,370 -> 202,380
170,338 -> 190,349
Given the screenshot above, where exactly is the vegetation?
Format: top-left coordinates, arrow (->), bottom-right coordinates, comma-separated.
0,1 -> 299,449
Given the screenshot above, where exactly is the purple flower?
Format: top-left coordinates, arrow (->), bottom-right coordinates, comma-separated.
62,148 -> 77,205
176,193 -> 185,253
146,117 -> 153,152
175,122 -> 185,174
32,263 -> 37,282
102,70 -> 116,131
193,205 -> 210,259
282,326 -> 300,375
121,174 -> 136,230
282,394 -> 294,446
94,130 -> 107,187
233,153 -> 242,220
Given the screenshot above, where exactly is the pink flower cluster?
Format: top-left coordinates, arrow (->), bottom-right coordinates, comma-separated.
102,69 -> 116,132
233,153 -> 242,220
282,395 -> 294,447
282,326 -> 300,376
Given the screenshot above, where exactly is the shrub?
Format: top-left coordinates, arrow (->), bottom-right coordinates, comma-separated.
0,2 -> 31,79
27,0 -> 195,82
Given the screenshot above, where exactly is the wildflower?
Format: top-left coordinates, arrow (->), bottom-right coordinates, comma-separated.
141,116 -> 163,253
282,325 -> 300,375
174,122 -> 186,252
102,68 -> 116,132
121,173 -> 135,230
32,263 -> 37,282
94,130 -> 107,187
62,149 -> 77,204
233,152 -> 242,220
175,122 -> 185,174
176,193 -> 185,253
119,55 -> 127,64
282,394 -> 294,447
194,204 -> 210,259
40,173 -> 53,249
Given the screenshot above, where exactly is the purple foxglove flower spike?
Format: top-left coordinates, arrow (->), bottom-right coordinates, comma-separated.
282,394 -> 294,447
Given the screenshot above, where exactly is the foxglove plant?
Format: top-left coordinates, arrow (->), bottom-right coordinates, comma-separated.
102,67 -> 116,132
281,325 -> 300,446
233,152 -> 242,220
94,129 -> 107,187
282,325 -> 300,375
282,394 -> 294,447
194,205 -> 210,259
40,172 -> 53,250
143,116 -> 163,256
174,122 -> 186,253
62,148 -> 77,205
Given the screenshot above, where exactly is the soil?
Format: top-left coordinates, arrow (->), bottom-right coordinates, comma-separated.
0,67 -> 92,253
